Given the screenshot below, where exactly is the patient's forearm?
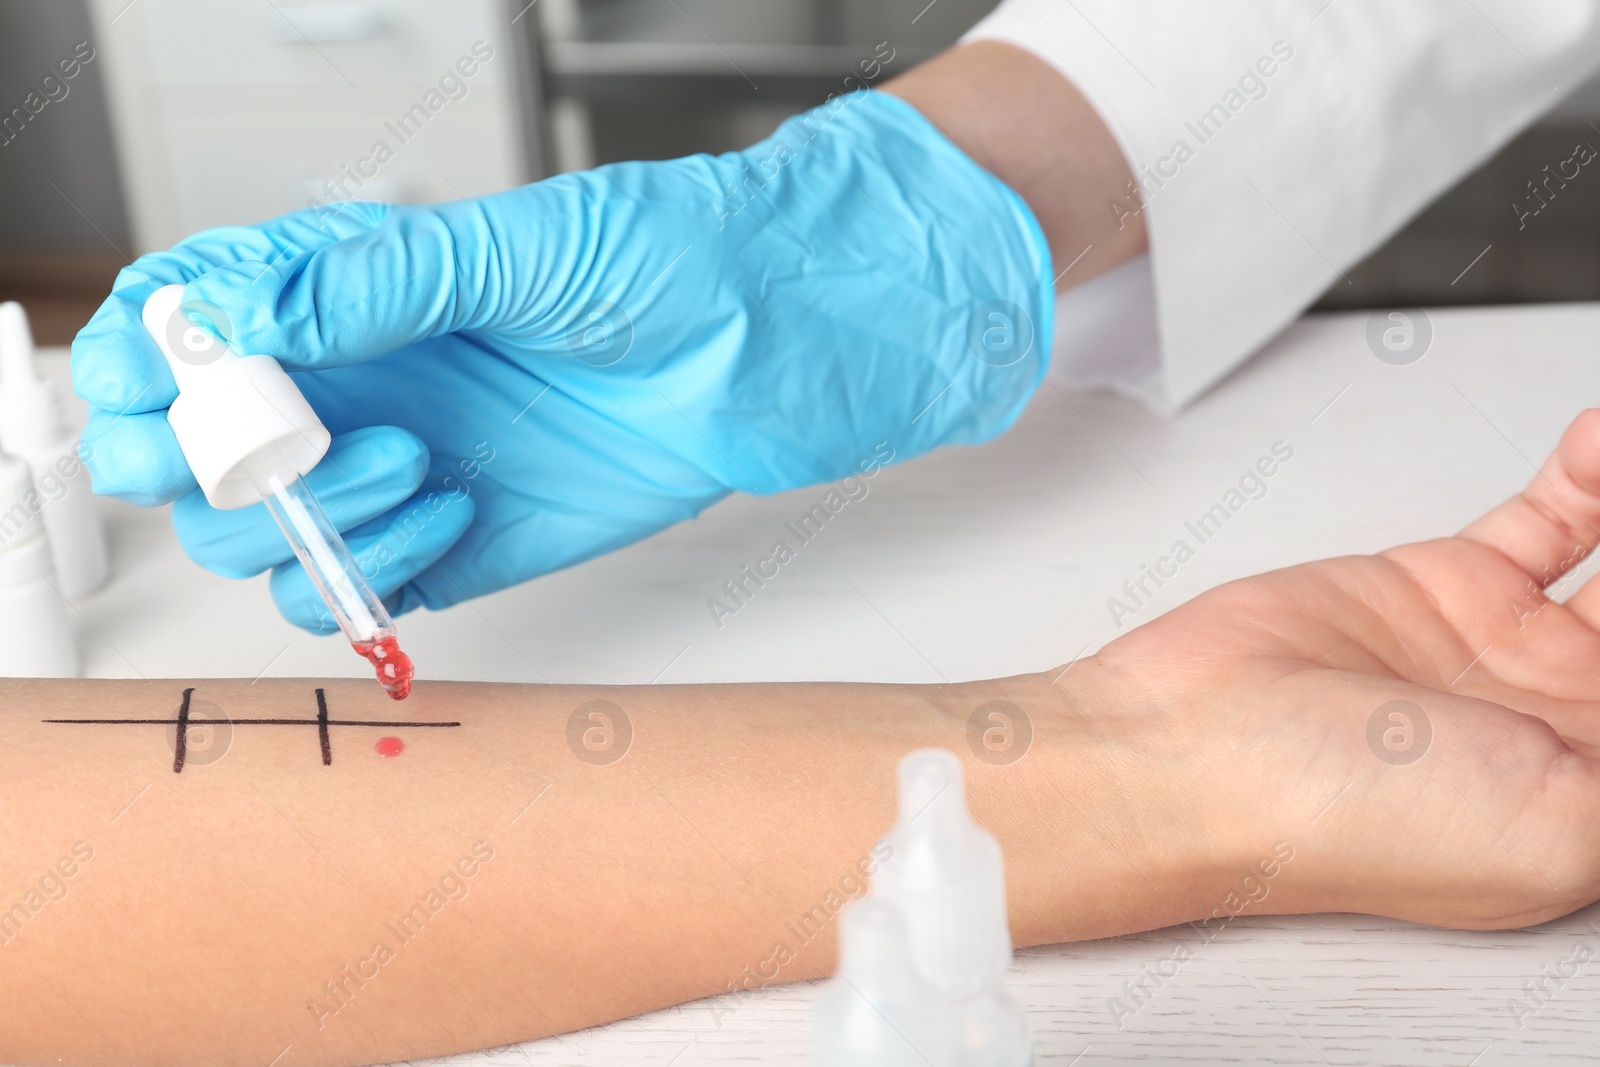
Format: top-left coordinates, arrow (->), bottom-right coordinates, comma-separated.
0,671 -> 1215,1067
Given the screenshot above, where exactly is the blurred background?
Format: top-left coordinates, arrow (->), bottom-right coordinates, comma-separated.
3,0 -> 1600,345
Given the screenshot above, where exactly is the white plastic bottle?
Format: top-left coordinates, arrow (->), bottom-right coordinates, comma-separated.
0,302 -> 109,597
812,896 -> 950,1067
0,448 -> 77,676
870,749 -> 1033,1067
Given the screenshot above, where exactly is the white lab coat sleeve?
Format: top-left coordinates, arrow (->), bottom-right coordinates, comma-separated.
964,0 -> 1600,412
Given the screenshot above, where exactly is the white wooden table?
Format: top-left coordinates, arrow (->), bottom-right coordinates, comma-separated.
39,301 -> 1600,1064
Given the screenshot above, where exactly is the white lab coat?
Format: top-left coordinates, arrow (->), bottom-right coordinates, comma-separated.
965,0 -> 1600,411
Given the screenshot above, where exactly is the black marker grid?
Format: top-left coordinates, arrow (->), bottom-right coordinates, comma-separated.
45,687 -> 460,773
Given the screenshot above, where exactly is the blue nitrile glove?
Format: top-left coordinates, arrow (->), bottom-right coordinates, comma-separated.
72,89 -> 1052,633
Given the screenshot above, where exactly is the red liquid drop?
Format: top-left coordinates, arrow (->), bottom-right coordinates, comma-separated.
375,736 -> 405,758
351,635 -> 414,700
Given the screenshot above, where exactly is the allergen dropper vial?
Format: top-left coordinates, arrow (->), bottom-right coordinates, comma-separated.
140,285 -> 414,699
814,749 -> 1034,1066
0,447 -> 76,677
0,301 -> 109,598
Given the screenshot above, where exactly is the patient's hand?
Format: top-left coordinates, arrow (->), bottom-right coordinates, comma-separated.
1085,408 -> 1600,929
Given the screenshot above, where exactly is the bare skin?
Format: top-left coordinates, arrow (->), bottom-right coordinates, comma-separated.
886,41 -> 1151,289
7,406 -> 1600,1066
0,673 -> 1153,1067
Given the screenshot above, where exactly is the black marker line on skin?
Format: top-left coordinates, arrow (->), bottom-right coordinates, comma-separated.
46,719 -> 462,727
43,688 -> 461,773
173,687 -> 193,774
317,688 -> 332,766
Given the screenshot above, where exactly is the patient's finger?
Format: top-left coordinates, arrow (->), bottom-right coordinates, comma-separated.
1458,408 -> 1600,587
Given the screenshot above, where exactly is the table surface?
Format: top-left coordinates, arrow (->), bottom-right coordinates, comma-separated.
37,301 -> 1600,1064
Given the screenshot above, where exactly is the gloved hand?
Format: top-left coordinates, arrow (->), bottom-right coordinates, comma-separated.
73,89 -> 1052,633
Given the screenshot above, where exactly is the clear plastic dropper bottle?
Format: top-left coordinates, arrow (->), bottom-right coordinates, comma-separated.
141,285 -> 414,699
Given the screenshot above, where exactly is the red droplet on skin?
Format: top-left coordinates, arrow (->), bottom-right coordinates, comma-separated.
351,635 -> 415,701
375,736 -> 405,758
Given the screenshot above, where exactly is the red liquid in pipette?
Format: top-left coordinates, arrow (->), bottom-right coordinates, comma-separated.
352,635 -> 414,700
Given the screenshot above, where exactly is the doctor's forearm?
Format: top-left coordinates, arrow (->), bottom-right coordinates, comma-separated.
0,672 -> 1220,1067
886,41 -> 1148,290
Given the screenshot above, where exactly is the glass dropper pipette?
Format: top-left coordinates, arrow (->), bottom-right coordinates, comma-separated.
251,464 -> 413,698
140,284 -> 415,699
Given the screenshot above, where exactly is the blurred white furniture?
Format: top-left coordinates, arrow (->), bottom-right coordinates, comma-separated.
532,0 -> 996,172
39,297 -> 1600,1064
86,0 -> 536,251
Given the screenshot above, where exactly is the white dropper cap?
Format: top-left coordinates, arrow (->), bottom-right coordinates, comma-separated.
811,897 -> 948,1067
0,301 -> 62,444
140,284 -> 329,510
871,749 -> 1013,1001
